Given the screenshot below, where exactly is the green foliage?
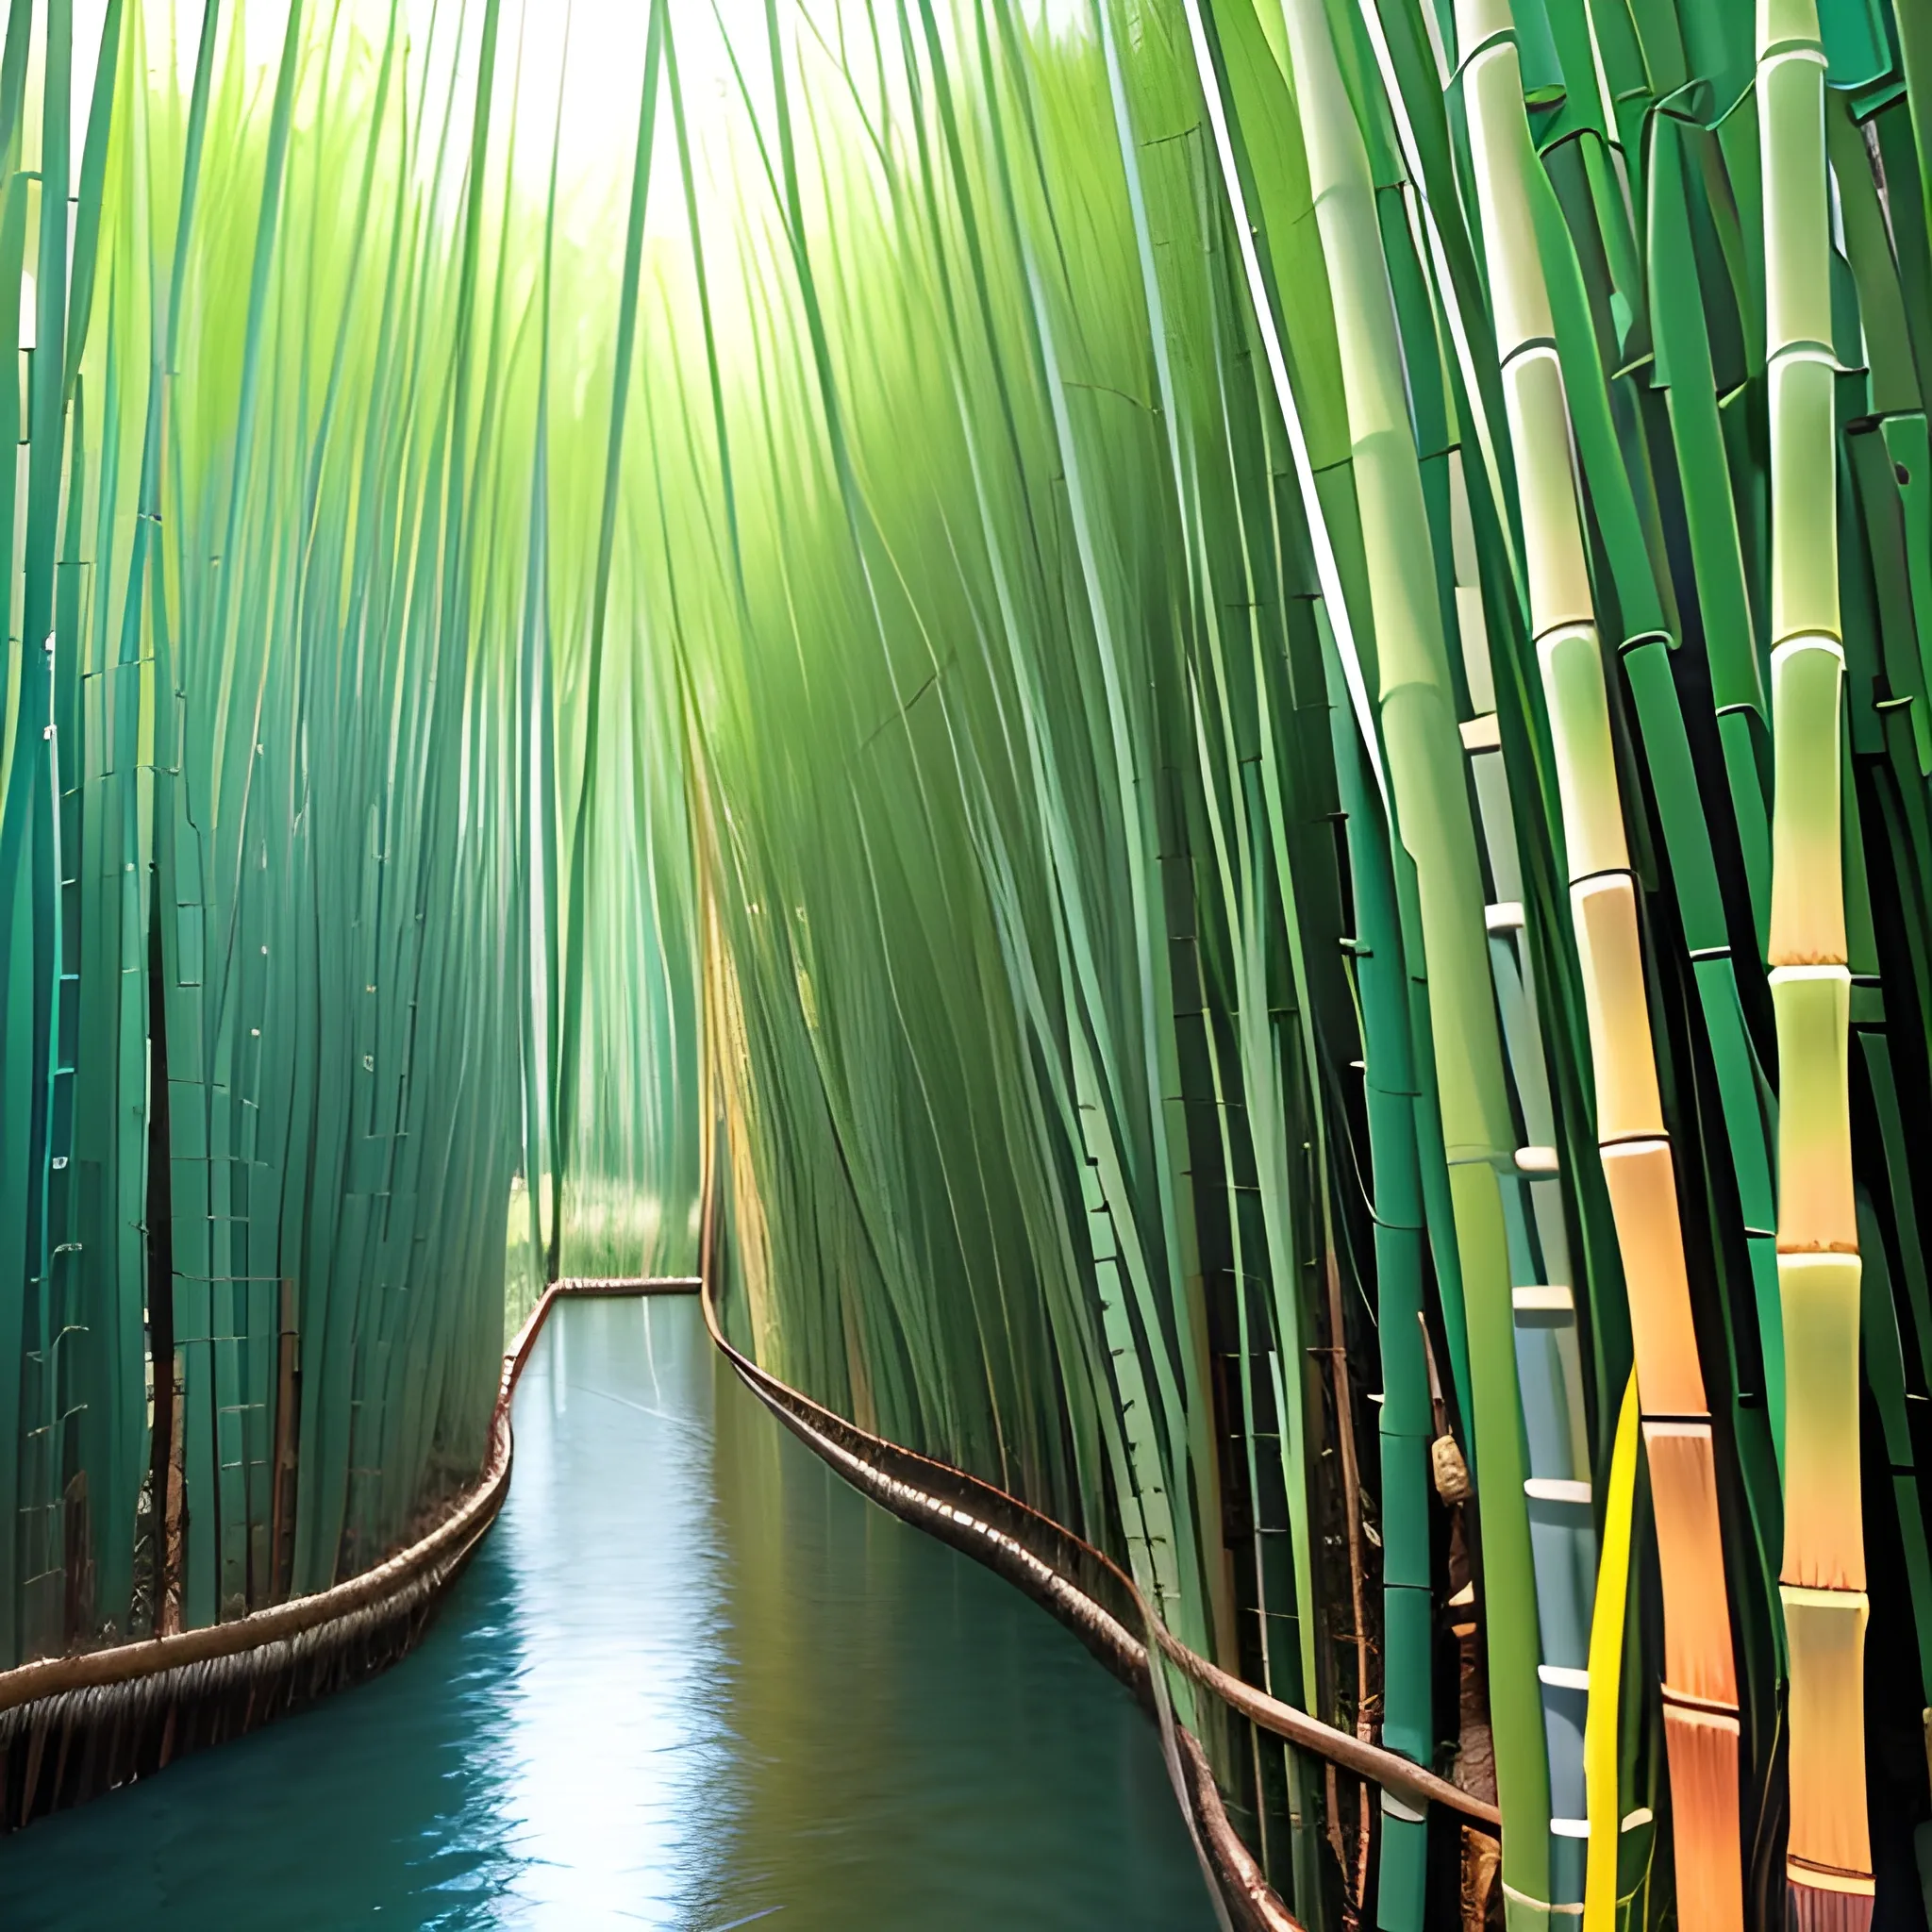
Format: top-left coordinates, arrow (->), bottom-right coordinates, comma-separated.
2,0 -> 1930,1925
663,0 -> 1932,1921
0,0 -> 693,1655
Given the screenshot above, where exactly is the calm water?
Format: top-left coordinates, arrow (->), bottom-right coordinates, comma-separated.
0,1296 -> 1216,1929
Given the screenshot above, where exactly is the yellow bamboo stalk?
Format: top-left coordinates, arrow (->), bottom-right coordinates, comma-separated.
691,759 -> 779,1363
1583,1375 -> 1639,1932
1455,0 -> 1744,1921
1758,0 -> 1870,1909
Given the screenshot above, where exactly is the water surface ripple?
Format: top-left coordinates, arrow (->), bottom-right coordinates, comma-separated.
0,1296 -> 1216,1929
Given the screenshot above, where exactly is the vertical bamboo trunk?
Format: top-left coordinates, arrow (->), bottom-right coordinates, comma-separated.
553,0 -> 667,1283
1582,1377 -> 1640,1932
1271,0 -> 1553,1917
269,1279 -> 301,1604
1324,652 -> 1435,1930
1757,0 -> 1872,1919
1455,6 -> 1745,1923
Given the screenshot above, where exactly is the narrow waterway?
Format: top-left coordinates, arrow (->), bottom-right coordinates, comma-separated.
0,1295 -> 1217,1929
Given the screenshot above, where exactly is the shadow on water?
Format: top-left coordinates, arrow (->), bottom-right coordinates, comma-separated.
0,1298 -> 1217,1929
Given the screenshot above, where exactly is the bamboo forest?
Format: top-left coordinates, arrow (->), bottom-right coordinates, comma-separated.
0,0 -> 1927,1924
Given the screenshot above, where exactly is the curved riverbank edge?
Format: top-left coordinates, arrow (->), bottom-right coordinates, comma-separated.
695,1272 -> 1505,1931
0,1269 -> 1498,1932
695,1275 -> 1296,1932
0,1277 -> 691,1832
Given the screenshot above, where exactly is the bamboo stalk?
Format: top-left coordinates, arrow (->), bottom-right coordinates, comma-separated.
551,0 -> 667,1285
1757,0 -> 1870,1912
1581,1375 -> 1638,1932
1453,0 -> 1743,1919
1268,0 -> 1553,1916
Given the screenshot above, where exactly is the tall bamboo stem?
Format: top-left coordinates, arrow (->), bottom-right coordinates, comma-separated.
1757,0 -> 1872,1918
1456,6 -> 1744,1922
1271,0 -> 1552,1915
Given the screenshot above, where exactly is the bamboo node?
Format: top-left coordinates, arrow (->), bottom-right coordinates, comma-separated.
1786,1858 -> 1876,1894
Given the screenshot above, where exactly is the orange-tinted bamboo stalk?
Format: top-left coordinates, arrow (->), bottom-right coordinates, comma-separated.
1455,6 -> 1744,1918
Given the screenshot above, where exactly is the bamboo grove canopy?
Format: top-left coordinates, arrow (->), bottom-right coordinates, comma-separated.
2,0 -> 1930,1924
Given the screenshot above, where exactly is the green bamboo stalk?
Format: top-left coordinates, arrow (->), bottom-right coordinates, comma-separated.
1324,630 -> 1436,1930
551,0 -> 667,1283
516,14 -> 569,1312
1267,0 -> 1552,1914
1756,0 -> 1871,1915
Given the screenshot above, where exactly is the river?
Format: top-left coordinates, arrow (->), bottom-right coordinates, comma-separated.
0,1294 -> 1217,1929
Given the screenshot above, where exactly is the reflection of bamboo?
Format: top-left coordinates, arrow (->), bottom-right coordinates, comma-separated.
1757,0 -> 1871,1918
1270,0 -> 1551,1914
1454,2 -> 1742,1921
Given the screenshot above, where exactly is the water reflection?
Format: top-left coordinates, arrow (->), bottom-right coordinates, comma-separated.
0,1297 -> 1214,1929
492,1296 -> 736,1924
